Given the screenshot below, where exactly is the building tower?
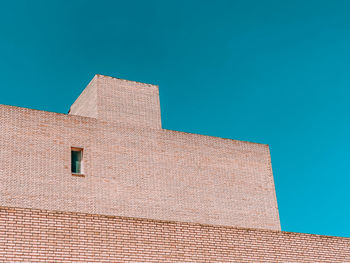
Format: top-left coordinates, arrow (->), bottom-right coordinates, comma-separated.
0,74 -> 349,262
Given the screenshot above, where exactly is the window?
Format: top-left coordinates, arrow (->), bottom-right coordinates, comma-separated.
71,148 -> 83,174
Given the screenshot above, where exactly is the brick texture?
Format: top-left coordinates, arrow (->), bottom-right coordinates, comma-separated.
70,74 -> 162,129
0,206 -> 349,262
69,75 -> 98,118
0,101 -> 280,230
1,74 -> 348,262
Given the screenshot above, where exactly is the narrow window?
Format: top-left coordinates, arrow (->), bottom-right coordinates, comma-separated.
71,148 -> 83,174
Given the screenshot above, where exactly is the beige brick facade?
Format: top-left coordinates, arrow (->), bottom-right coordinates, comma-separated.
1,206 -> 349,262
70,74 -> 162,129
0,74 -> 280,230
0,74 -> 346,261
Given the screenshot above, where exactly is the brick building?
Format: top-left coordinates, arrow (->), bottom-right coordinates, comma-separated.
0,74 -> 349,262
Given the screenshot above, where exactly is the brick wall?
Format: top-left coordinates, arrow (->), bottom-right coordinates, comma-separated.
0,206 -> 349,262
69,75 -> 98,118
70,74 -> 162,129
0,103 -> 280,230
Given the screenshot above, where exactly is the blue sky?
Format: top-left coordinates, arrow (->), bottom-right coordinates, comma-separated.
1,0 -> 350,237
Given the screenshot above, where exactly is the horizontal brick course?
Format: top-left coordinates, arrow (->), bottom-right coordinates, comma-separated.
0,206 -> 349,262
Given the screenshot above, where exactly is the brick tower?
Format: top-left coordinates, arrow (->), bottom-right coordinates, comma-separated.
0,74 -> 349,262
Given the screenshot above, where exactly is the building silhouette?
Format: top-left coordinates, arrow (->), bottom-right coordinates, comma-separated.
0,74 -> 349,262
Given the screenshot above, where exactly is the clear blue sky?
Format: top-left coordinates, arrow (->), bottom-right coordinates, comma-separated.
1,0 -> 350,237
